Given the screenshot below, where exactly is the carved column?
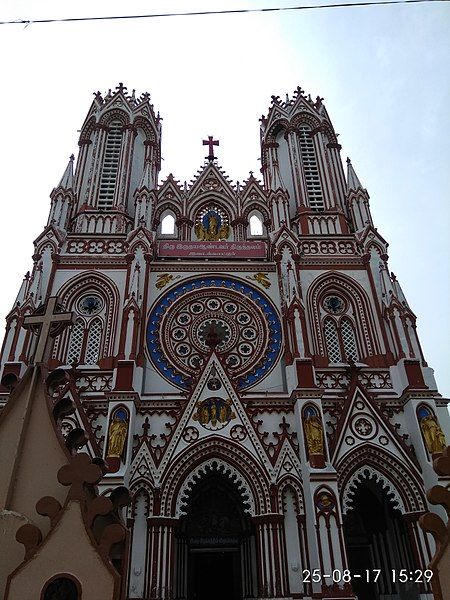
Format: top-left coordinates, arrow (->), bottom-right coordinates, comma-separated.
231,217 -> 247,241
253,514 -> 289,598
174,533 -> 188,600
146,517 -> 178,600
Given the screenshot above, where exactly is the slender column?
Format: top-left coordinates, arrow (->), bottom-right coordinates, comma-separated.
253,515 -> 289,598
174,534 -> 188,600
146,517 -> 178,600
241,533 -> 255,598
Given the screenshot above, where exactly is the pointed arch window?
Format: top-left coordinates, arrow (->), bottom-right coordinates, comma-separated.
66,315 -> 104,365
98,120 -> 123,210
249,214 -> 263,236
85,318 -> 102,364
324,318 -> 342,363
161,213 -> 175,235
298,124 -> 324,211
341,318 -> 359,361
67,318 -> 85,364
324,316 -> 359,363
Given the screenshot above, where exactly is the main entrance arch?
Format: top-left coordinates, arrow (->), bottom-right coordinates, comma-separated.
174,465 -> 256,600
343,472 -> 420,600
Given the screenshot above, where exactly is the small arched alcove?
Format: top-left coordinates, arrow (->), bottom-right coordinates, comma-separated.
176,465 -> 255,600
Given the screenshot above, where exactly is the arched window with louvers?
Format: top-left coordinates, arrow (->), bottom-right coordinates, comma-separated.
98,119 -> 123,210
297,124 -> 324,211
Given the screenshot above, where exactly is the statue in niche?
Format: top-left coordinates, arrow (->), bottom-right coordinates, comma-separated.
304,414 -> 324,456
420,415 -> 446,454
195,210 -> 230,241
107,409 -> 129,459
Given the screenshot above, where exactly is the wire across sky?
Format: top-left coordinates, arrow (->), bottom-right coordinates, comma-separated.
1,0 -> 448,27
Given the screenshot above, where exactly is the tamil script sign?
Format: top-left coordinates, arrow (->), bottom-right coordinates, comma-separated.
158,241 -> 266,259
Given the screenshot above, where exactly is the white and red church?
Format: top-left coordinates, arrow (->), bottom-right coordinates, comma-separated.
0,84 -> 448,600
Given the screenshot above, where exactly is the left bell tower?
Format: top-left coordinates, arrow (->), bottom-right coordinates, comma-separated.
73,83 -> 162,234
0,84 -> 162,383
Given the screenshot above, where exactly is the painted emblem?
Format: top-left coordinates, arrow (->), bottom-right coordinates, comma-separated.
156,273 -> 181,289
315,491 -> 335,511
246,272 -> 271,289
194,210 -> 230,241
193,397 -> 236,431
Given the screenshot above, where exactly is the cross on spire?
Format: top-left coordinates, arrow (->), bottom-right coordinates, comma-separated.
203,136 -> 219,161
23,296 -> 75,364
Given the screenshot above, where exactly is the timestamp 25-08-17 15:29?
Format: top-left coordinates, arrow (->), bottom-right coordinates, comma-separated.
301,569 -> 433,584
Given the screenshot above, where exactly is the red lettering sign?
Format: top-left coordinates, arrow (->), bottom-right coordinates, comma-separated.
158,241 -> 266,259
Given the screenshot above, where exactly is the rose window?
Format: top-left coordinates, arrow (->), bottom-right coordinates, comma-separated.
146,277 -> 282,389
323,295 -> 345,314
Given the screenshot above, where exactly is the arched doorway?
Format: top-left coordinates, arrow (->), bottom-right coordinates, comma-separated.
343,474 -> 419,600
175,470 -> 255,600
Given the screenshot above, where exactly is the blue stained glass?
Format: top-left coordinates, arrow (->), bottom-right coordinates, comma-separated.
146,276 -> 282,390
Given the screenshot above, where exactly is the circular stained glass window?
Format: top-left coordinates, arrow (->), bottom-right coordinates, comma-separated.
78,295 -> 103,316
146,277 -> 282,390
323,295 -> 345,314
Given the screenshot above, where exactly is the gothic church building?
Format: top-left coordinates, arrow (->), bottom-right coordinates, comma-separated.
0,84 -> 448,600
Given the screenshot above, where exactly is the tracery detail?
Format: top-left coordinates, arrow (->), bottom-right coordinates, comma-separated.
146,277 -> 282,389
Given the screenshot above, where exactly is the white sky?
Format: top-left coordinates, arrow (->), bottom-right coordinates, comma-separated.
0,0 -> 449,396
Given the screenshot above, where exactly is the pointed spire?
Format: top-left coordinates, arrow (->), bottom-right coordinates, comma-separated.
138,159 -> 154,191
14,272 -> 29,308
57,155 -> 74,189
346,157 -> 363,192
379,261 -> 395,306
391,272 -> 410,308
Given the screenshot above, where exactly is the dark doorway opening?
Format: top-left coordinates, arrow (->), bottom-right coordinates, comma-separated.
343,474 -> 419,600
178,469 -> 254,600
189,549 -> 241,600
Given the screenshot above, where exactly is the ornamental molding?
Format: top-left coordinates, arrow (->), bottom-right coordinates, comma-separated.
176,458 -> 255,517
341,465 -> 404,514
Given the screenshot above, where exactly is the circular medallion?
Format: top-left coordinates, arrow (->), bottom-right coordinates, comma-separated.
323,295 -> 345,314
193,397 -> 236,431
350,413 -> 377,440
146,277 -> 282,389
78,294 -> 103,316
316,491 -> 335,511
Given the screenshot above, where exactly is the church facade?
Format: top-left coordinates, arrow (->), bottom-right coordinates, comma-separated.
0,84 -> 448,600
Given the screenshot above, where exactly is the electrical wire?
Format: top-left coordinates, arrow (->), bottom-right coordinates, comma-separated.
0,0 -> 448,27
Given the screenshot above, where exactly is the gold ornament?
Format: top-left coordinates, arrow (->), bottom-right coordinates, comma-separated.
193,397 -> 236,430
304,415 -> 324,456
420,415 -> 446,454
156,273 -> 173,289
195,213 -> 230,241
247,273 -> 271,289
107,416 -> 128,459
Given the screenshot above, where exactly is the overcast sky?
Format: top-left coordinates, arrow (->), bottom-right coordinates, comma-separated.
0,0 -> 448,395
